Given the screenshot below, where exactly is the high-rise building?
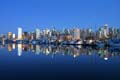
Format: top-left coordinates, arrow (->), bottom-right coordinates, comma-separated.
109,27 -> 113,38
45,29 -> 50,35
80,29 -> 86,41
23,32 -> 29,40
1,34 -> 6,41
117,28 -> 120,38
103,24 -> 109,38
98,27 -> 104,40
48,31 -> 52,38
86,28 -> 93,39
30,32 -> 36,40
12,34 -> 16,39
73,28 -> 80,40
12,33 -> 16,43
86,28 -> 95,44
18,27 -> 22,40
45,29 -> 51,38
36,29 -> 40,40
8,32 -> 13,40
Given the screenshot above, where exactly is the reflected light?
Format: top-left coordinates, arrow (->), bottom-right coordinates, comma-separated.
18,44 -> 22,56
12,44 -> 16,50
104,57 -> 108,60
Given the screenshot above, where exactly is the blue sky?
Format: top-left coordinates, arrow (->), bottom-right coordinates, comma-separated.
0,0 -> 120,33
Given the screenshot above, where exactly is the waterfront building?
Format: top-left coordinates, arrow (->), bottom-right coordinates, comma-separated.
23,32 -> 29,40
12,34 -> 16,39
73,28 -> 80,40
103,24 -> 109,39
18,27 -> 23,40
8,32 -> 13,40
36,29 -> 40,40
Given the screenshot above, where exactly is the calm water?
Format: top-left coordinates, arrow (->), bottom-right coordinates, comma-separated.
0,44 -> 120,80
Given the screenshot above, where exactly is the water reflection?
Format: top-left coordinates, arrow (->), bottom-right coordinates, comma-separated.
0,43 -> 118,60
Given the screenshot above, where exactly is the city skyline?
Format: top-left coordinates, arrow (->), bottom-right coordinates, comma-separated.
0,24 -> 120,58
0,24 -> 120,41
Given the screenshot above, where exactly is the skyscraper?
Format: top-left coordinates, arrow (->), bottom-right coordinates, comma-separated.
18,27 -> 22,40
104,24 -> 109,39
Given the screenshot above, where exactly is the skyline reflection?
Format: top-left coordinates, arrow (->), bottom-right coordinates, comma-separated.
0,43 -> 118,60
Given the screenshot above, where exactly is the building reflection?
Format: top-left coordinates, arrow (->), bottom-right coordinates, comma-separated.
0,43 -> 120,60
18,44 -> 22,56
